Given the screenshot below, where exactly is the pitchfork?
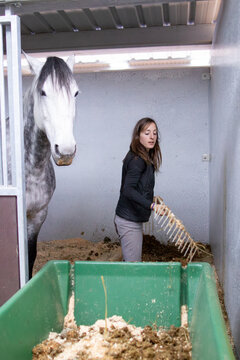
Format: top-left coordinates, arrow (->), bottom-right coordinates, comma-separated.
153,196 -> 206,262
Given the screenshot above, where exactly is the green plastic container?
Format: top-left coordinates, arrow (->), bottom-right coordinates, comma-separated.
0,261 -> 235,360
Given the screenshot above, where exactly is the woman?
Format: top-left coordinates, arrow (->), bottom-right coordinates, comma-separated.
115,117 -> 165,262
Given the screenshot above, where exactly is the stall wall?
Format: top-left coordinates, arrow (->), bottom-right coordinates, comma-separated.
0,196 -> 20,305
210,0 -> 240,357
22,68 -> 209,244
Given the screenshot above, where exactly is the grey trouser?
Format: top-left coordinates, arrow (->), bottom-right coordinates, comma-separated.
114,215 -> 143,262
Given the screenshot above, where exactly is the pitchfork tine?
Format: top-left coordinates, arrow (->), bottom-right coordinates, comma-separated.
167,220 -> 175,235
184,240 -> 193,257
168,225 -> 178,238
156,208 -> 169,225
175,230 -> 185,246
178,233 -> 188,250
172,228 -> 181,243
163,212 -> 174,231
180,234 -> 191,253
161,213 -> 171,228
188,246 -> 198,262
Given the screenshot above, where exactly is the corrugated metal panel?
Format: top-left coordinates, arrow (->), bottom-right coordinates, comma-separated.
0,0 -> 222,51
64,10 -> 96,31
195,1 -> 217,24
141,5 -> 164,27
90,8 -> 120,30
169,3 -> 189,26
18,1 -> 220,34
19,20 -> 32,35
21,13 -> 52,33
115,6 -> 141,28
38,11 -> 73,32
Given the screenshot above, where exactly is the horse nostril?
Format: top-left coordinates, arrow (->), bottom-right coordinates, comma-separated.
54,144 -> 76,158
55,144 -> 60,156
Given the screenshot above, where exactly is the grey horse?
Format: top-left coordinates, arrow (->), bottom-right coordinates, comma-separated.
23,54 -> 79,278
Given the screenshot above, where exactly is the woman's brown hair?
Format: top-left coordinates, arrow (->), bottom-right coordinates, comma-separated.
130,117 -> 162,171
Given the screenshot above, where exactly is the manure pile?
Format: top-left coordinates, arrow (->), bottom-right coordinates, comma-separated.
33,315 -> 192,360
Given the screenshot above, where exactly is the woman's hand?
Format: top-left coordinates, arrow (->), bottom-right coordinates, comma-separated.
151,203 -> 169,216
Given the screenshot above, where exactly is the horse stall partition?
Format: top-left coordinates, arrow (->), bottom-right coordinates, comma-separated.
0,13 -> 27,305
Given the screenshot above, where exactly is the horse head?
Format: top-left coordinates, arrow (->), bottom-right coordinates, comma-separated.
24,53 -> 78,166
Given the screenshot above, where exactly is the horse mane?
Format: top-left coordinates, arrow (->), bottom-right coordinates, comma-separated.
36,57 -> 73,95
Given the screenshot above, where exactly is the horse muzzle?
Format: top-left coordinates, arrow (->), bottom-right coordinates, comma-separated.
53,144 -> 76,166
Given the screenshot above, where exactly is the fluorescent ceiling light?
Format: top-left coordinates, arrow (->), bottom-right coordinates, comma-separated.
64,45 -> 211,71
4,45 -> 211,74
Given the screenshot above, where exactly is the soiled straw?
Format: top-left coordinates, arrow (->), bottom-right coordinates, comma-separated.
101,275 -> 108,338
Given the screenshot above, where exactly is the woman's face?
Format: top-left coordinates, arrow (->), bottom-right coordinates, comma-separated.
139,122 -> 157,150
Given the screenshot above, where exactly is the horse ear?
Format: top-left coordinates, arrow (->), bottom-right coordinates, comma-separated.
66,55 -> 75,72
22,50 -> 43,75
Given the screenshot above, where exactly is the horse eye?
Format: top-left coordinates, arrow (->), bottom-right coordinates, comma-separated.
40,90 -> 46,96
74,91 -> 79,97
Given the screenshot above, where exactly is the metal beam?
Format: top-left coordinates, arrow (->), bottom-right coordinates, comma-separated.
0,14 -> 28,286
6,15 -> 28,285
0,0 -> 213,15
21,24 -> 215,52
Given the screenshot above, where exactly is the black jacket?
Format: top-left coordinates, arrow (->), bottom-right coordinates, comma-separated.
115,150 -> 155,222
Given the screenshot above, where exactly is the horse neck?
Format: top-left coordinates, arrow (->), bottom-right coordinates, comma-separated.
24,89 -> 51,174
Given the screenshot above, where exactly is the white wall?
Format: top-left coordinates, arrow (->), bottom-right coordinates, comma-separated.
210,1 -> 240,357
23,67 -> 209,244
